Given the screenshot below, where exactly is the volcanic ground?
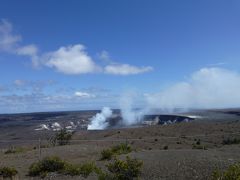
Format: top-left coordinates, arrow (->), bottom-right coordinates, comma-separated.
1,109 -> 240,179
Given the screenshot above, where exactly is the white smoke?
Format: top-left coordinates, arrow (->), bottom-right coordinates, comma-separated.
35,124 -> 50,131
117,67 -> 240,126
119,92 -> 147,125
87,107 -> 113,130
146,67 -> 240,110
51,122 -> 62,131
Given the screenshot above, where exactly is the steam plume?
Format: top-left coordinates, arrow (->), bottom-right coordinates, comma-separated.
146,67 -> 240,110
87,107 -> 113,130
119,92 -> 147,125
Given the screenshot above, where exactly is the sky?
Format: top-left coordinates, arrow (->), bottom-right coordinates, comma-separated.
0,0 -> 240,114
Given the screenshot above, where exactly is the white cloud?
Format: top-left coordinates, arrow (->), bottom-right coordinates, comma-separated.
0,20 -> 40,67
0,20 -> 153,76
44,44 -> 102,74
104,64 -> 153,75
100,51 -> 153,75
17,44 -> 39,67
74,91 -> 96,98
0,19 -> 21,52
17,44 -> 38,56
146,67 -> 240,110
44,47 -> 153,75
98,50 -> 112,63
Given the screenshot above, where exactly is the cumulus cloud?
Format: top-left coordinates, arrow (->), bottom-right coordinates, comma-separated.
44,44 -> 102,74
104,64 -> 153,75
0,19 -> 21,52
74,91 -> 96,98
0,20 -> 153,76
145,67 -> 240,110
43,47 -> 152,75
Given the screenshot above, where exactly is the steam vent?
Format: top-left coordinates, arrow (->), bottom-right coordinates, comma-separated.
106,114 -> 195,129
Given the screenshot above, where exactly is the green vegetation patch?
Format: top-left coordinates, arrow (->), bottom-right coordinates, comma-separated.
27,144 -> 142,179
100,143 -> 132,160
64,162 -> 97,177
212,162 -> 240,180
4,147 -> 26,154
111,143 -> 132,155
100,149 -> 113,160
192,144 -> 207,150
0,166 -> 18,178
99,156 -> 143,180
28,156 -> 66,177
51,129 -> 73,146
192,139 -> 207,150
4,147 -> 25,154
28,156 -> 97,178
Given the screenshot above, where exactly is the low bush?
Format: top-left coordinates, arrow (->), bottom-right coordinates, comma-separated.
106,156 -> 143,180
111,143 -> 132,155
28,156 -> 66,177
101,149 -> 114,160
51,129 -> 73,146
79,162 -> 97,178
100,143 -> 132,160
63,163 -> 82,176
0,166 -> 18,178
64,162 -> 97,177
29,156 -> 97,178
192,139 -> 206,150
4,147 -> 24,154
212,162 -> 240,180
192,144 -> 207,150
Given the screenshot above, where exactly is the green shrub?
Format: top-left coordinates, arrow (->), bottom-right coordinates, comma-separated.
101,149 -> 114,160
0,166 -> 18,178
111,143 -> 132,155
51,129 -> 73,146
97,172 -> 114,180
63,163 -> 82,176
4,147 -> 24,154
28,162 -> 42,177
192,139 -> 206,150
192,144 -> 207,150
100,143 -> 132,161
106,156 -> 143,180
212,163 -> 240,180
29,156 -> 97,178
28,156 -> 66,176
64,162 -> 97,177
79,162 -> 97,178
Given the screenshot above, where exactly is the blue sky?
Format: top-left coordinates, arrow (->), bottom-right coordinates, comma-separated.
0,0 -> 240,113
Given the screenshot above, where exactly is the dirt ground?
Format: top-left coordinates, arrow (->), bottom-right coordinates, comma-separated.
1,119 -> 240,179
